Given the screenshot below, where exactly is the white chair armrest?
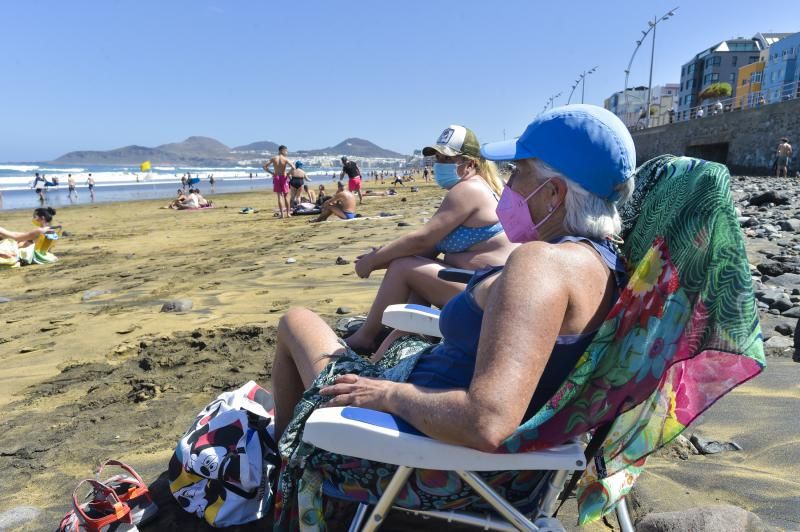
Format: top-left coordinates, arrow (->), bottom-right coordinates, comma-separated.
381,304 -> 442,338
303,406 -> 586,471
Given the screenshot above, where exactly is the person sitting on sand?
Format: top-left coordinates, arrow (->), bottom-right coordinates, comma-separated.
0,209 -> 56,263
163,189 -> 187,209
310,181 -> 357,222
363,188 -> 397,197
302,183 -> 316,204
270,106 -> 635,527
315,185 -> 331,208
344,125 -> 516,354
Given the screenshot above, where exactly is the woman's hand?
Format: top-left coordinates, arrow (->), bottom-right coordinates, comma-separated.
354,248 -> 379,278
319,374 -> 394,411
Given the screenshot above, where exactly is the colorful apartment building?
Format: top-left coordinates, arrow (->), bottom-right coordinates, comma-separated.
761,31 -> 800,103
734,57 -> 766,109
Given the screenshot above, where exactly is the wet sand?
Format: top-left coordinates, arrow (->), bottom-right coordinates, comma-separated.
0,177 -> 797,531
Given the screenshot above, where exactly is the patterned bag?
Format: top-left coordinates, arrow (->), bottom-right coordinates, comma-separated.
168,381 -> 280,527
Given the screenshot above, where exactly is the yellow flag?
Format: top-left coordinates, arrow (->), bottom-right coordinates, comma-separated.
140,160 -> 151,172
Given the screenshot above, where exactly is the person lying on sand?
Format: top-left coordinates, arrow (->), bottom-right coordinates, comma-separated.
363,188 -> 397,197
310,181 -> 357,222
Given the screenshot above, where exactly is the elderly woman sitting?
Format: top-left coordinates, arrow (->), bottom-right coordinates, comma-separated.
272,105 -> 635,525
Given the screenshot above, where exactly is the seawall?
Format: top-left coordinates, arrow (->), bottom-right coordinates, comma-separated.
631,98 -> 800,175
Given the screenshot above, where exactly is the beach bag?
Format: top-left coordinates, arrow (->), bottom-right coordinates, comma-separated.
168,381 -> 280,527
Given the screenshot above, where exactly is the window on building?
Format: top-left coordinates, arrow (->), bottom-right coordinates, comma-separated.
732,56 -> 738,66
730,73 -> 736,82
749,56 -> 759,64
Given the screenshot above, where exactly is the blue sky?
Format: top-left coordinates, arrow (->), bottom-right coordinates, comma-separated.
1,0 -> 799,161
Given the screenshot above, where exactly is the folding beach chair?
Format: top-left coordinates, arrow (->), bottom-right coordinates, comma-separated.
298,155 -> 766,531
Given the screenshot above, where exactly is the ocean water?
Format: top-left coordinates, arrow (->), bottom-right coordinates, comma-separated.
0,163 -> 342,211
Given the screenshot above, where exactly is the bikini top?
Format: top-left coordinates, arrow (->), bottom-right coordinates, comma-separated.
435,180 -> 504,255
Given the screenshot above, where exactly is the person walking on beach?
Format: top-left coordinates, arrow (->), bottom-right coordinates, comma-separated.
67,174 -> 78,202
209,174 -> 216,192
264,145 -> 295,218
86,174 -> 96,202
340,156 -> 363,204
181,174 -> 188,190
776,138 -> 793,178
310,180 -> 357,222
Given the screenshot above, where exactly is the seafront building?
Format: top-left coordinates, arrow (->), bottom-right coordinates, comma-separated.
734,53 -> 767,109
760,31 -> 800,104
604,84 -> 679,128
675,33 -> 793,121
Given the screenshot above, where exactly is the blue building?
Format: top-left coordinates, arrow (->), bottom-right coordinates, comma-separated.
762,31 -> 800,103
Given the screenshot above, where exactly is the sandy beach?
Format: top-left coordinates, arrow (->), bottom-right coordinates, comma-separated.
0,178 -> 797,531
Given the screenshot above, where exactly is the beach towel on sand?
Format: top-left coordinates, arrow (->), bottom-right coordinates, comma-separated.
273,155 -> 765,530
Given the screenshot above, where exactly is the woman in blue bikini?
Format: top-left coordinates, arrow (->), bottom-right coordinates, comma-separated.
345,125 -> 517,353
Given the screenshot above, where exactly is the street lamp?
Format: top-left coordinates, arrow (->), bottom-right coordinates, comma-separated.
623,7 -> 678,128
567,67 -> 598,105
542,91 -> 563,113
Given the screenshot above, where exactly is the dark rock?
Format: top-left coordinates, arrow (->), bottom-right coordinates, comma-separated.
160,299 -> 193,313
756,261 -> 788,277
742,217 -> 760,228
397,222 -> 411,227
771,298 -> 794,312
378,212 -> 396,217
775,323 -> 794,336
61,230 -> 72,237
336,306 -> 351,315
636,505 -> 765,532
335,256 -> 350,265
750,191 -> 790,206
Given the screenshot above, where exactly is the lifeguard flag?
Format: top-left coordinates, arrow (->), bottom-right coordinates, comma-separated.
140,160 -> 152,172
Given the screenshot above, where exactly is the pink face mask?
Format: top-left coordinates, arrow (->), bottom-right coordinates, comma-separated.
496,178 -> 561,243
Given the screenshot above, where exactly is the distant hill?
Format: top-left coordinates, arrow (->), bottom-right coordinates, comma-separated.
232,140 -> 281,153
298,138 -> 405,159
52,136 -> 406,165
156,136 -> 232,158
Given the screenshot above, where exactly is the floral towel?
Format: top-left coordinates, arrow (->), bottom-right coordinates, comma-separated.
493,155 -> 765,523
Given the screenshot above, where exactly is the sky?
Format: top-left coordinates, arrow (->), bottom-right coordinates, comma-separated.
1,0 -> 799,162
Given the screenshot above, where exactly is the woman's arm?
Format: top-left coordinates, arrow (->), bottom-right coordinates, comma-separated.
357,184 -> 478,275
324,242 -> 569,451
0,226 -> 48,242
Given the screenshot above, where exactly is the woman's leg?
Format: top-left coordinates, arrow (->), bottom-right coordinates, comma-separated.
345,256 -> 463,353
273,307 -> 347,440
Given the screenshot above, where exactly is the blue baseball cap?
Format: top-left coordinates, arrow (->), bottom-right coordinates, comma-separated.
295,161 -> 304,168
480,104 -> 635,202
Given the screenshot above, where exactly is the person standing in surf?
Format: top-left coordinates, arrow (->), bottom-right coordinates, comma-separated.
86,174 -> 96,202
263,145 -> 295,218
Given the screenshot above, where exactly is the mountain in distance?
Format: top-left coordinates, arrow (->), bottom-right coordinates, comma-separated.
298,138 -> 405,159
156,136 -> 232,158
232,140 -> 281,153
53,136 -> 406,165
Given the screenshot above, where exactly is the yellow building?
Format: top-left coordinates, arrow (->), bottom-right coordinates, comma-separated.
734,61 -> 765,109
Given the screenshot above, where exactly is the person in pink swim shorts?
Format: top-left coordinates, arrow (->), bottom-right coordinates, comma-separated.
340,156 -> 363,204
264,145 -> 295,218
